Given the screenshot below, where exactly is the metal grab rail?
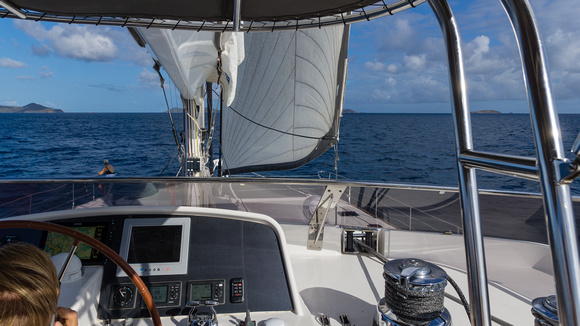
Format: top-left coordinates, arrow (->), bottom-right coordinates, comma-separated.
499,0 -> 580,324
429,0 -> 580,324
427,1 -> 491,324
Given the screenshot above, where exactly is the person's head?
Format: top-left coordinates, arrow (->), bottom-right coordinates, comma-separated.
0,243 -> 60,326
103,159 -> 109,165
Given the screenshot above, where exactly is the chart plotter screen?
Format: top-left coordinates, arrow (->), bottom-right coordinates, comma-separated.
43,224 -> 106,262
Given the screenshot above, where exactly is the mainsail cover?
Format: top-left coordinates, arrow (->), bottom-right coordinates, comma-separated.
221,25 -> 350,174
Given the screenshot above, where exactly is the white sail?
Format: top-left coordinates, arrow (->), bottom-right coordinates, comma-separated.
137,28 -> 243,104
136,28 -> 245,176
221,25 -> 350,174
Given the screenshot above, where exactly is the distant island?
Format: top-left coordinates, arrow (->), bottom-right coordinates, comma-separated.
472,110 -> 501,114
343,109 -> 357,114
0,103 -> 64,113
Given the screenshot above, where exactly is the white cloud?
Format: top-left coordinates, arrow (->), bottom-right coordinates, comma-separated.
381,17 -> 421,52
50,25 -> 118,61
346,0 -> 580,111
403,75 -> 448,102
363,60 -> 387,72
403,54 -> 426,71
14,20 -> 119,62
467,35 -> 490,57
545,28 -> 580,73
371,78 -> 397,100
138,68 -> 161,89
128,46 -> 154,67
372,89 -> 392,100
0,57 -> 26,68
13,20 -> 49,40
1,100 -> 18,106
38,66 -> 54,78
387,64 -> 398,73
463,35 -> 514,76
31,44 -> 51,57
14,20 -> 153,67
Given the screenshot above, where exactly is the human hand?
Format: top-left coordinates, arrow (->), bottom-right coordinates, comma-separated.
54,307 -> 78,326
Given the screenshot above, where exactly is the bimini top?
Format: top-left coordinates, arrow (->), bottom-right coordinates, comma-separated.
0,0 -> 424,31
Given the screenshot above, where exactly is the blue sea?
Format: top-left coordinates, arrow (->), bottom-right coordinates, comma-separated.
0,113 -> 579,195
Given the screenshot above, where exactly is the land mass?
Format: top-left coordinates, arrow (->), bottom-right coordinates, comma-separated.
343,109 -> 357,113
472,109 -> 501,114
0,103 -> 64,113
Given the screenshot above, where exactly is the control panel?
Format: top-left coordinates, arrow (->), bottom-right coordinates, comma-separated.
143,282 -> 182,308
230,278 -> 244,303
187,279 -> 225,304
4,214 -> 293,322
109,281 -> 183,311
88,214 -> 293,320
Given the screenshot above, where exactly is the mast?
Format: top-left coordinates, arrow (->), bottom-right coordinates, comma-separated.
218,88 -> 224,177
207,82 -> 215,176
182,93 -> 206,177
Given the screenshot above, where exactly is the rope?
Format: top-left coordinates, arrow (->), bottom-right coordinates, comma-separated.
227,105 -> 331,140
354,239 -> 471,321
384,276 -> 446,323
447,275 -> 471,319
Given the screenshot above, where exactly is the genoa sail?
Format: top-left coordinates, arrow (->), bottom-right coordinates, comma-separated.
221,25 -> 350,175
135,24 -> 349,176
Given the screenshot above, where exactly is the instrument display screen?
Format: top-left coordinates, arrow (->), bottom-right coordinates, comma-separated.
189,283 -> 212,301
117,217 -> 191,276
127,225 -> 182,263
187,280 -> 225,304
151,285 -> 168,303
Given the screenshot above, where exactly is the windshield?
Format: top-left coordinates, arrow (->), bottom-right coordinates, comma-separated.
2,178 -> 576,245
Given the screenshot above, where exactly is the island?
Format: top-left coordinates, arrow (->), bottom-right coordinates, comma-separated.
0,103 -> 65,113
472,109 -> 501,114
343,109 -> 357,114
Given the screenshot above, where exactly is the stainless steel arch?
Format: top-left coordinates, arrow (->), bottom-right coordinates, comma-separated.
429,0 -> 580,324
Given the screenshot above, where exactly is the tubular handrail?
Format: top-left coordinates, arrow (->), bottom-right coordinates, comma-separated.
499,0 -> 580,324
427,0 -> 491,324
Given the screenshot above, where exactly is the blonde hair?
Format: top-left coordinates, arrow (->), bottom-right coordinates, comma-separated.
0,243 -> 60,326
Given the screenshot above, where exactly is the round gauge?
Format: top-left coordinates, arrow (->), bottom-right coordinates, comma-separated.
113,286 -> 134,307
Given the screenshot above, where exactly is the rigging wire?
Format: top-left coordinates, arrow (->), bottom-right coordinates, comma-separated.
158,150 -> 179,176
334,143 -> 339,180
152,59 -> 182,176
153,60 -> 180,149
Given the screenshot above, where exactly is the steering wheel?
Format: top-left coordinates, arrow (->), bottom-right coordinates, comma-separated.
0,220 -> 162,326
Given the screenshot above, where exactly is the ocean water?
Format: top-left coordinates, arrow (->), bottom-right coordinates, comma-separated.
0,113 -> 579,195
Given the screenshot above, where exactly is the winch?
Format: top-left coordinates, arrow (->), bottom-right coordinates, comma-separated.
531,295 -> 559,325
375,258 -> 451,326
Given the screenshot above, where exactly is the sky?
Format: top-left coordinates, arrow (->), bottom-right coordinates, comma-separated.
0,0 -> 578,113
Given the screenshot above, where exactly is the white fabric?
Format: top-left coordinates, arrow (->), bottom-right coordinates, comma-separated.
221,25 -> 347,172
138,29 -> 243,105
